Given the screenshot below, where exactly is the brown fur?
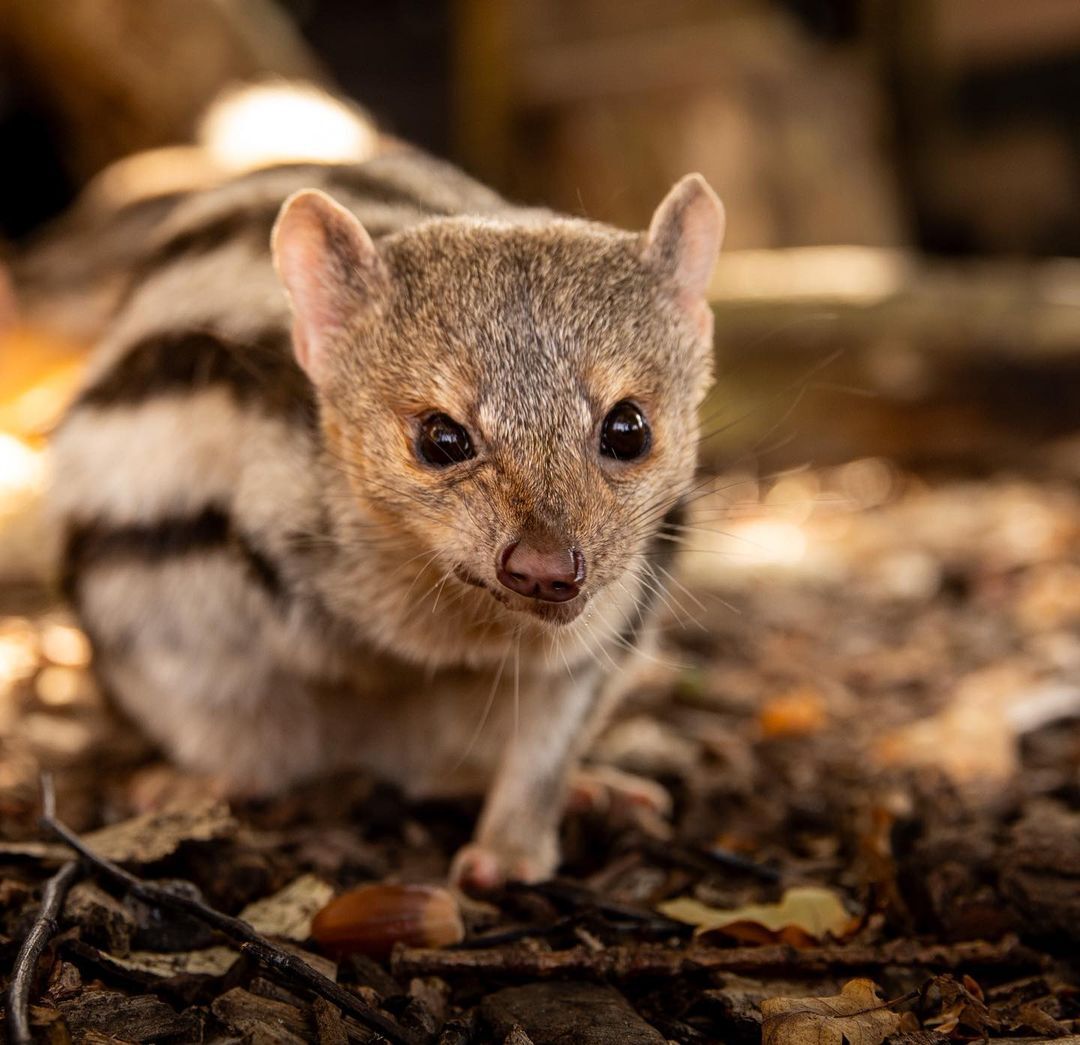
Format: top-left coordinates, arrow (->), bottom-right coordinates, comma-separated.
52,151 -> 724,888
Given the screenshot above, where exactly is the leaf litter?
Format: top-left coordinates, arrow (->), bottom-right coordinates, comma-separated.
0,466 -> 1078,1041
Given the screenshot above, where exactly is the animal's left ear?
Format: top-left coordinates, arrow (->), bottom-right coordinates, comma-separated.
272,189 -> 389,386
643,174 -> 725,335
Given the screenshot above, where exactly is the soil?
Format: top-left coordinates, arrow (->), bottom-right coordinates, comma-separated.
1,462 -> 1078,1043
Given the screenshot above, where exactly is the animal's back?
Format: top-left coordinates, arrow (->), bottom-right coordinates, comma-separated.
48,133 -> 725,887
50,149 -> 513,789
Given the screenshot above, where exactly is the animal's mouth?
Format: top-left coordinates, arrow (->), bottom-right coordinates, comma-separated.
453,565 -> 586,625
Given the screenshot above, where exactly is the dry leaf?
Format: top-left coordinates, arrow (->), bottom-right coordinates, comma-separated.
238,873 -> 335,940
873,664 -> 1080,787
926,974 -> 999,1038
110,947 -> 238,978
83,800 -> 236,864
761,978 -> 901,1045
759,686 -> 828,738
658,885 -> 859,946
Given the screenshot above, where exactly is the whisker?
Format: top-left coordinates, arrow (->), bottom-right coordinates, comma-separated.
451,643 -> 511,773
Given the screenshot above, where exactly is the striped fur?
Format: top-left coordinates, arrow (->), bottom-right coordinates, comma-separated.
50,144 -> 721,886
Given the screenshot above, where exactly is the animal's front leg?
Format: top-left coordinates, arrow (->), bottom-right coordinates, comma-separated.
450,672 -> 599,891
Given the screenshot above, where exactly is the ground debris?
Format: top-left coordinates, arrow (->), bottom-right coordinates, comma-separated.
481,982 -> 666,1044
81,799 -> 236,865
61,879 -> 134,955
2,467 -> 1079,1042
760,978 -> 901,1045
57,987 -> 202,1042
241,874 -> 336,941
659,884 -> 860,946
212,986 -> 311,1043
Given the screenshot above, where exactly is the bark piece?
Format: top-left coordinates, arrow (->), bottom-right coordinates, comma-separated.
211,986 -> 310,1044
312,995 -> 349,1045
481,982 -> 665,1045
240,874 -> 335,941
58,988 -> 201,1042
62,880 -> 134,955
82,800 -> 236,865
999,802 -> 1080,942
127,880 -> 219,952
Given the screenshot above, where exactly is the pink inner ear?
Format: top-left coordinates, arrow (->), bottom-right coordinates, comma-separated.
272,189 -> 384,386
646,174 -> 725,316
677,200 -> 724,302
290,320 -> 314,377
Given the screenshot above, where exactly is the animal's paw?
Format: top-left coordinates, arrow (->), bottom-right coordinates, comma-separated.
449,838 -> 557,894
568,764 -> 673,820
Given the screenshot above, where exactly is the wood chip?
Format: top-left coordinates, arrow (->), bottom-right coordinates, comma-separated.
108,945 -> 238,978
211,986 -> 310,1044
58,988 -> 202,1042
62,880 -> 135,955
481,983 -> 666,1045
240,873 -> 335,940
82,800 -> 236,864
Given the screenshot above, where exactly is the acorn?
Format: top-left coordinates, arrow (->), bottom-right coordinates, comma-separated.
311,883 -> 464,959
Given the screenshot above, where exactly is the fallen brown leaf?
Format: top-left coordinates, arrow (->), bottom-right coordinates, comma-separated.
658,886 -> 860,947
873,664 -> 1080,788
239,873 -> 335,941
759,686 -> 828,738
760,978 -> 901,1045
82,800 -> 236,864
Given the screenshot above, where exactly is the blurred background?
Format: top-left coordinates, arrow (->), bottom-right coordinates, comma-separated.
1,0 -> 1079,539
0,13 -> 1078,1037
0,2 -> 1078,805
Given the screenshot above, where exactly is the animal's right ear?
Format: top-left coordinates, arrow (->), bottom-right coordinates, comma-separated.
272,189 -> 389,385
642,174 -> 724,340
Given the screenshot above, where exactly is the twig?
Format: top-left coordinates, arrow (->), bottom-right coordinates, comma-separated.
507,879 -> 690,936
636,835 -> 782,883
458,915 -> 579,950
6,859 -> 80,1045
36,775 -> 419,1045
393,935 -> 1042,982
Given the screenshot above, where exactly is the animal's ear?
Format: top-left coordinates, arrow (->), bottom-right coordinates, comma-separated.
272,189 -> 388,384
642,174 -> 724,333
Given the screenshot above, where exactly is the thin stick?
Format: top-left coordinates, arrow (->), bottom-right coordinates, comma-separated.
393,935 -> 1040,982
36,775 -> 418,1045
6,859 -> 80,1045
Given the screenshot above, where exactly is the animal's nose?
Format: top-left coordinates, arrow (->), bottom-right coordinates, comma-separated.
496,541 -> 585,603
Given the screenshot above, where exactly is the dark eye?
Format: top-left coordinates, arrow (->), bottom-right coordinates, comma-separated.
600,400 -> 651,461
417,412 -> 475,467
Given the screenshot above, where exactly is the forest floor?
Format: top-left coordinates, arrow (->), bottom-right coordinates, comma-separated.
1,461 -> 1078,1044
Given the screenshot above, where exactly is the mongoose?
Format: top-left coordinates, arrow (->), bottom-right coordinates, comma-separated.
50,144 -> 724,888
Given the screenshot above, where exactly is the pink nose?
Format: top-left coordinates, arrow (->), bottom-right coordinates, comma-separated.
496,541 -> 585,603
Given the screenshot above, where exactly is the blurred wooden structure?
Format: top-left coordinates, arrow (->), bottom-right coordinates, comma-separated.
453,0 -> 1080,257
454,0 -> 904,250
703,250 -> 1080,475
876,0 -> 1080,255
0,0 -> 321,181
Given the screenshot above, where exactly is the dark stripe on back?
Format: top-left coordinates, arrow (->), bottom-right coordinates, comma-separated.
73,328 -> 316,427
137,162 -> 453,278
140,206 -> 279,278
62,507 -> 285,603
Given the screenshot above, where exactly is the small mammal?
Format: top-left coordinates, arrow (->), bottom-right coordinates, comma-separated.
51,141 -> 724,888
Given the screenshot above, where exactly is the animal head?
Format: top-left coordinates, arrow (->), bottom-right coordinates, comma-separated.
272,176 -> 723,628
